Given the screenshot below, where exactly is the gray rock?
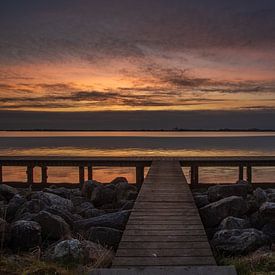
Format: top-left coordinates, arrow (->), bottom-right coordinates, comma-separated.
267,193 -> 275,203
249,211 -> 266,229
219,216 -> 250,230
120,200 -> 135,211
82,208 -> 105,219
110,177 -> 128,185
0,184 -> 18,201
208,184 -> 251,202
262,223 -> 275,241
10,220 -> 41,250
43,187 -> 73,199
115,182 -> 137,202
85,226 -> 123,248
211,228 -> 270,255
74,210 -> 130,231
81,180 -> 100,199
194,194 -> 209,208
32,211 -> 71,240
6,194 -> 26,222
253,188 -> 267,204
199,196 -> 248,227
246,194 -> 260,214
91,186 -> 116,207
0,218 -> 10,245
30,191 -> 74,212
259,202 -> 275,223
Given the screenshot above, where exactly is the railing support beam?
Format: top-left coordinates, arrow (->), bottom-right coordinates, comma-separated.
247,165 -> 252,183
41,166 -> 48,184
79,166 -> 85,187
191,165 -> 199,185
239,165 -> 244,181
0,165 -> 2,184
27,165 -> 34,185
88,165 -> 93,181
136,165 -> 144,186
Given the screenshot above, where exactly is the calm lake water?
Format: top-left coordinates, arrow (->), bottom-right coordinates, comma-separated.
1,131 -> 275,184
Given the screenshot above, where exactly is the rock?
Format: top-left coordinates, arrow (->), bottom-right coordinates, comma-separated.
32,211 -> 71,240
253,188 -> 267,204
259,202 -> 275,223
120,200 -> 135,211
211,228 -> 270,256
219,216 -> 250,230
249,211 -> 266,229
46,239 -> 113,267
46,205 -> 81,227
267,193 -> 275,203
82,208 -> 105,219
43,187 -> 73,199
0,184 -> 18,201
199,196 -> 248,227
115,182 -> 137,202
246,194 -> 260,214
71,196 -> 88,208
236,180 -> 250,185
81,180 -> 100,199
85,227 -> 123,248
30,192 -> 74,212
74,210 -> 130,231
91,186 -> 116,207
6,195 -> 26,222
110,177 -> 128,185
0,218 -> 10,245
194,194 -> 209,208
208,184 -> 252,202
10,220 -> 41,250
262,223 -> 275,242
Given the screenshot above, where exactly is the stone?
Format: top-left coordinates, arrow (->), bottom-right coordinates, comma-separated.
199,196 -> 248,227
262,223 -> 275,242
30,191 -> 74,212
10,220 -> 41,250
91,186 -> 116,207
74,210 -> 130,231
249,211 -> 266,229
0,218 -> 10,245
0,184 -> 18,201
267,193 -> 275,203
211,228 -> 270,256
194,194 -> 209,208
208,184 -> 252,202
259,202 -> 275,223
253,188 -> 267,204
6,194 -> 26,222
81,180 -> 100,199
246,194 -> 260,214
82,208 -> 105,219
120,200 -> 135,211
110,177 -> 128,185
43,187 -> 73,199
115,182 -> 137,202
219,216 -> 250,230
32,211 -> 71,240
85,226 -> 123,249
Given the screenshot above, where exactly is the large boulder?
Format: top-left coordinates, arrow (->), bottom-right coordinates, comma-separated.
46,239 -> 113,267
194,194 -> 209,208
6,194 -> 26,222
259,202 -> 275,224
219,216 -> 250,230
211,228 -> 270,256
85,227 -> 123,249
208,184 -> 251,202
262,223 -> 275,242
249,211 -> 266,229
32,211 -> 71,240
74,210 -> 130,231
115,182 -> 138,202
0,184 -> 18,201
30,192 -> 74,212
43,187 -> 73,199
10,220 -> 41,250
0,218 -> 11,245
246,194 -> 260,215
110,177 -> 128,185
81,180 -> 100,199
199,196 -> 248,227
91,186 -> 116,207
253,188 -> 267,204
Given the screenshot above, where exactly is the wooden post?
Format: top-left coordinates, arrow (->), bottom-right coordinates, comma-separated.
79,166 -> 85,187
88,165 -> 93,181
239,165 -> 244,181
0,165 -> 2,184
247,165 -> 252,183
27,165 -> 34,185
136,165 -> 144,186
191,165 -> 199,185
41,166 -> 48,184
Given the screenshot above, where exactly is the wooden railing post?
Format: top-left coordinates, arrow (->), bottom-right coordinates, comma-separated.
41,166 -> 48,184
239,165 -> 244,181
27,165 -> 34,185
88,165 -> 93,181
247,165 -> 252,183
79,166 -> 85,187
0,165 -> 2,184
191,165 -> 199,185
136,165 -> 144,186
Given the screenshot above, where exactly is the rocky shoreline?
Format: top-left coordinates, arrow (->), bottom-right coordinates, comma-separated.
0,177 -> 138,271
193,181 -> 275,257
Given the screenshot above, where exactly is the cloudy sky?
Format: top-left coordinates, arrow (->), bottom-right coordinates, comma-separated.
1,0 -> 275,128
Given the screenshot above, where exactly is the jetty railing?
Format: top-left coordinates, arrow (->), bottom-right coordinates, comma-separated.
0,157 -> 275,187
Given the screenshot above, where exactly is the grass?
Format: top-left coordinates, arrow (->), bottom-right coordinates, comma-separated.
217,251 -> 275,275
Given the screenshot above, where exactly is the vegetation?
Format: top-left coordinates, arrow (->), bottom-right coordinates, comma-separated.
217,251 -> 275,275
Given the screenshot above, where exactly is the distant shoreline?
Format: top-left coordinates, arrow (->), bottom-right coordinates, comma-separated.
1,129 -> 275,132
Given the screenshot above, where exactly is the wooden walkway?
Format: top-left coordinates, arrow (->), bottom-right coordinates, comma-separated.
112,160 -> 216,267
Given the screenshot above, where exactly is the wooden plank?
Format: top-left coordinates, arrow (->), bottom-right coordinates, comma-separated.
120,235 -> 208,242
125,224 -> 204,230
123,229 -> 206,236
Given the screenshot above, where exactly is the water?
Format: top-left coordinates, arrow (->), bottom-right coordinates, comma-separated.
1,131 -> 275,184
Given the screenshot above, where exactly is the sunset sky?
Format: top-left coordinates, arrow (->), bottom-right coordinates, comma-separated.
1,0 -> 275,129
